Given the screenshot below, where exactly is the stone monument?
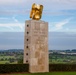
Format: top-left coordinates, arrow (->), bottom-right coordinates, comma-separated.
24,3 -> 49,73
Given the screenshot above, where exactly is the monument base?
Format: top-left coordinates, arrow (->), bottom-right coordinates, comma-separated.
24,20 -> 49,73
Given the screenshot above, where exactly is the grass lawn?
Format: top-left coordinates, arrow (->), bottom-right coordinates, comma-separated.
0,56 -> 15,59
10,72 -> 76,75
0,61 -> 9,64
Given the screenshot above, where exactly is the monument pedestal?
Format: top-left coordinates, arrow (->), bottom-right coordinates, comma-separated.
24,20 -> 49,73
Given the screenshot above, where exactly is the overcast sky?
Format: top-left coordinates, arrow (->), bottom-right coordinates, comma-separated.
0,0 -> 76,50
0,32 -> 76,50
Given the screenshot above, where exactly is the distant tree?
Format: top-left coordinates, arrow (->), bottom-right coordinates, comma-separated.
9,58 -> 15,63
5,58 -> 8,61
17,58 -> 23,64
17,56 -> 23,64
1,58 -> 4,61
5,62 -> 9,64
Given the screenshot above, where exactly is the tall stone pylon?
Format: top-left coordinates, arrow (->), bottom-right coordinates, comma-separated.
24,20 -> 49,73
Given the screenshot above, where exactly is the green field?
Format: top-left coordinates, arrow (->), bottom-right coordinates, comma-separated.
0,55 -> 17,64
0,61 -> 9,64
49,53 -> 76,64
10,72 -> 76,75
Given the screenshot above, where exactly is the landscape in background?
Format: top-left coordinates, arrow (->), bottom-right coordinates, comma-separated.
0,32 -> 76,64
0,49 -> 76,64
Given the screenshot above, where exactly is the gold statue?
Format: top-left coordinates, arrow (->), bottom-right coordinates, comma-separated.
30,3 -> 43,20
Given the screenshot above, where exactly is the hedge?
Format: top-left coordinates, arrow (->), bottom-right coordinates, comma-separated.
0,64 -> 76,73
0,64 -> 29,73
49,64 -> 76,71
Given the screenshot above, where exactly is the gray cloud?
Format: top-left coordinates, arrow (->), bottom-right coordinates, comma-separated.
0,0 -> 76,16
49,32 -> 76,50
0,32 -> 24,49
22,0 -> 76,10
0,32 -> 76,50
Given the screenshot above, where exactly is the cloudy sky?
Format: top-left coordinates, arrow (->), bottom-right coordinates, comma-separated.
0,0 -> 76,50
0,32 -> 76,50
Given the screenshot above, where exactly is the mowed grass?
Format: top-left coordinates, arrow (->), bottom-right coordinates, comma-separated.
0,55 -> 17,64
0,61 -> 9,64
0,56 -> 15,59
11,72 -> 76,75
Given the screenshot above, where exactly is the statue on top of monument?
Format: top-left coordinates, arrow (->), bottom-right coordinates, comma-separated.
30,3 -> 43,20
